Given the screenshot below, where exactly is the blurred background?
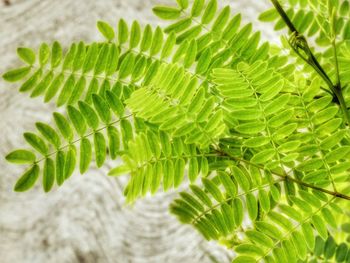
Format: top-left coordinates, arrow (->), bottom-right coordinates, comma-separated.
0,0 -> 275,262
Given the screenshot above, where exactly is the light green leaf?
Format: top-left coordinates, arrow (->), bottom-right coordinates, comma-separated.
64,145 -> 76,179
35,122 -> 61,149
107,126 -> 120,160
43,158 -> 55,192
53,112 -> 74,142
67,105 -> 87,136
161,32 -> 176,59
196,48 -> 212,74
3,67 -> 31,82
191,0 -> 205,17
92,94 -> 111,124
130,21 -> 141,48
301,223 -> 315,251
312,214 -> 328,239
246,192 -> 258,220
218,171 -> 237,197
202,178 -> 224,202
78,101 -> 99,130
140,24 -> 153,52
6,149 -> 36,164
153,6 -> 181,20
56,150 -> 65,186
14,164 -> 39,192
119,52 -> 135,79
51,41 -> 62,68
17,47 -> 36,65
23,132 -> 48,155
201,0 -> 217,24
39,43 -> 50,66
82,43 -> 99,73
189,157 -> 199,182
251,149 -> 275,164
97,20 -> 115,41
79,137 -> 92,174
94,132 -> 106,168
259,8 -> 279,22
184,39 -> 197,68
118,19 -> 128,44
150,26 -> 163,56
235,244 -> 264,256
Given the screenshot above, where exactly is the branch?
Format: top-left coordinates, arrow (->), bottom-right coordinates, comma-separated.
215,148 -> 350,201
270,0 -> 350,126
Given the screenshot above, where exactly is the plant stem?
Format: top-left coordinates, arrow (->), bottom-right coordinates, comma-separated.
215,149 -> 350,201
270,0 -> 350,126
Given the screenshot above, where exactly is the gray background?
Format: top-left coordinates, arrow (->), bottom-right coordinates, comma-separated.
0,0 -> 275,262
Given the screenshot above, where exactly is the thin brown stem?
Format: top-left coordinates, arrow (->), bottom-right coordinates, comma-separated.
215,148 -> 350,201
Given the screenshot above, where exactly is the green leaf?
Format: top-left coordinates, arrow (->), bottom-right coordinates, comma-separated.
232,256 -> 256,263
291,231 -> 307,260
161,32 -> 176,59
191,0 -> 205,17
163,159 -> 174,191
3,67 -> 31,82
97,20 -> 115,40
92,94 -> 111,124
153,6 -> 181,20
14,164 -> 39,192
255,221 -> 283,240
301,223 -> 315,251
35,122 -> 61,149
130,21 -> 141,48
56,150 -> 65,186
251,149 -> 275,164
258,189 -> 270,212
236,122 -> 265,134
140,25 -> 153,52
106,44 -> 119,76
212,6 -> 230,32
44,73 -> 64,102
94,43 -> 109,75
324,236 -> 337,259
107,126 -> 120,160
78,101 -> 99,130
67,105 -> 87,136
202,178 -> 224,202
246,192 -> 258,220
17,47 -> 36,65
196,48 -> 212,74
57,74 -> 75,106
119,52 -> 135,79
218,171 -> 237,197
201,0 -> 217,24
174,158 -> 186,187
246,230 -> 274,248
150,26 -> 163,56
312,214 -> 328,239
108,164 -> 130,176
5,149 -> 36,164
51,41 -> 62,68
184,39 -> 197,68
23,132 -> 48,155
30,71 -> 54,98
236,244 -> 264,256
335,243 -> 348,262
176,0 -> 188,9
118,19 -> 128,44
259,8 -> 279,22
53,112 -> 74,142
232,198 -> 244,226
39,43 -> 50,66
94,132 -> 106,168
188,157 -> 199,182
79,137 -> 92,174
64,145 -> 76,179
43,158 -> 55,192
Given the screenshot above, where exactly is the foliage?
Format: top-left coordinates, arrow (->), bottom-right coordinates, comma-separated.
3,0 -> 350,262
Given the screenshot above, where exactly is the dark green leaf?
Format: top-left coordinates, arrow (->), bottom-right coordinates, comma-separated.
14,164 -> 39,192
